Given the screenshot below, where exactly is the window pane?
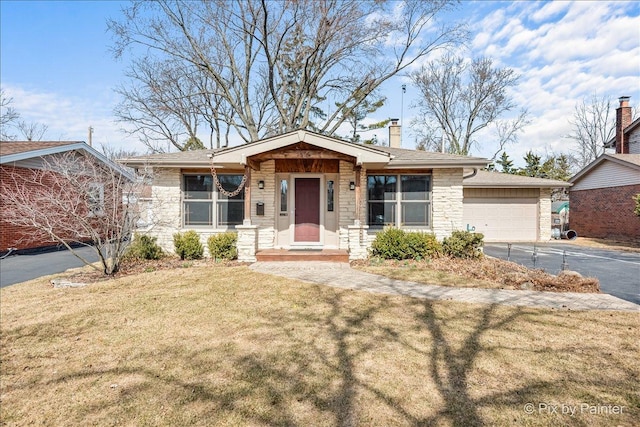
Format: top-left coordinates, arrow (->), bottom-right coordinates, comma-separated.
402,202 -> 429,226
327,180 -> 334,212
216,175 -> 245,200
184,175 -> 212,200
185,202 -> 212,225
367,175 -> 396,201
401,175 -> 430,200
368,202 -> 395,226
280,179 -> 288,212
218,201 -> 244,226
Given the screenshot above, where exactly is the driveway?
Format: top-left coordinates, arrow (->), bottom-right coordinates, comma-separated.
0,246 -> 99,288
483,242 -> 640,305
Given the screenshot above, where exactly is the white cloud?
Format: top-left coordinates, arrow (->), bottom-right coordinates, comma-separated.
3,83 -> 144,152
463,1 -> 640,166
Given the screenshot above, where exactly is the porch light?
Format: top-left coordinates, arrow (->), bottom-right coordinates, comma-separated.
349,181 -> 356,190
258,180 -> 265,189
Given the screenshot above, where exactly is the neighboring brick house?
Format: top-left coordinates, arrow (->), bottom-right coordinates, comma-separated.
121,125 -> 569,262
0,141 -> 134,253
569,97 -> 640,240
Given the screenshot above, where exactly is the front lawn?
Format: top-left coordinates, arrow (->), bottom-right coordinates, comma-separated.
1,265 -> 637,426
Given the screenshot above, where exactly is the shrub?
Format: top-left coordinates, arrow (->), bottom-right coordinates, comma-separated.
126,233 -> 163,260
173,230 -> 204,260
371,228 -> 441,260
404,232 -> 442,260
370,227 -> 409,260
442,230 -> 484,259
207,232 -> 238,261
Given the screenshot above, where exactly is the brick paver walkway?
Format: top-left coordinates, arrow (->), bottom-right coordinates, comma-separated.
249,262 -> 640,311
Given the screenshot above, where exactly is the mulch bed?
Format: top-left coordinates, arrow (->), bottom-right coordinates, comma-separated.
61,255 -> 599,294
355,256 -> 600,293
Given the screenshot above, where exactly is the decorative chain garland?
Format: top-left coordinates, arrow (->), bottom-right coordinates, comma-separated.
210,158 -> 247,198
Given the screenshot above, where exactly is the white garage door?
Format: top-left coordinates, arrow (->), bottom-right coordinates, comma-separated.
463,198 -> 538,241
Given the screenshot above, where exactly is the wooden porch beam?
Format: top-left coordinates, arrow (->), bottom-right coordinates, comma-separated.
246,157 -> 261,171
252,150 -> 354,162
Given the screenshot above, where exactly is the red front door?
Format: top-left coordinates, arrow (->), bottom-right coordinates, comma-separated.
294,178 -> 320,242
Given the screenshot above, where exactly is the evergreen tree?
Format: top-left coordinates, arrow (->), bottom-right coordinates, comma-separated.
496,151 -> 516,174
519,151 -> 542,177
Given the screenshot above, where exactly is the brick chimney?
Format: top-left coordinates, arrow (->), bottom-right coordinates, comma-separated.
389,118 -> 401,148
615,96 -> 632,154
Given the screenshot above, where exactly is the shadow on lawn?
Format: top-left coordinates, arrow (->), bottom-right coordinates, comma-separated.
3,282 -> 636,426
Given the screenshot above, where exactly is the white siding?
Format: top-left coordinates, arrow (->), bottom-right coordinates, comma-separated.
629,128 -> 640,154
572,161 -> 640,191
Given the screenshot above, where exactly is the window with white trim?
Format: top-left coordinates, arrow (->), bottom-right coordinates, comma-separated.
367,174 -> 431,227
183,174 -> 244,227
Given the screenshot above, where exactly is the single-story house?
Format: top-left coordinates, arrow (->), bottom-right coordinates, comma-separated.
0,141 -> 134,253
121,124 -> 571,261
569,96 -> 640,240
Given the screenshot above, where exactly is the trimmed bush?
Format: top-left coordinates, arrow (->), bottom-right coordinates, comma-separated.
370,227 -> 409,260
207,232 -> 238,261
371,228 -> 441,260
126,233 -> 164,260
404,232 -> 442,260
442,230 -> 484,259
173,230 -> 204,260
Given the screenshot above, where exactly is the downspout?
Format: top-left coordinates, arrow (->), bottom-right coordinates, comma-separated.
462,168 -> 478,179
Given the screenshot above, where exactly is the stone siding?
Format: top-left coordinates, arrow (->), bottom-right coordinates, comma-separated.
538,188 -> 552,241
431,168 -> 464,240
251,160 -> 276,250
338,160 -> 359,249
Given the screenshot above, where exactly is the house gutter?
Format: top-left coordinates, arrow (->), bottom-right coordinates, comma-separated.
462,168 -> 478,179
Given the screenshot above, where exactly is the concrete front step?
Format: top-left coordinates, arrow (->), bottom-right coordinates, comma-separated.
256,249 -> 349,263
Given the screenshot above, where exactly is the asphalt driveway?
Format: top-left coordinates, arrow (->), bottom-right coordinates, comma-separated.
0,246 -> 99,288
484,242 -> 640,305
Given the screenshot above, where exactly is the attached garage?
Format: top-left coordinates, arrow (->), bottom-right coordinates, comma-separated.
463,172 -> 572,242
463,190 -> 539,241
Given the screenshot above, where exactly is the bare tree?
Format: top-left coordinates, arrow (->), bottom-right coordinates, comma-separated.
1,151 -> 142,275
108,0 -> 467,147
16,120 -> 48,141
1,88 -> 20,140
98,142 -> 140,161
567,93 -> 615,168
410,54 -> 528,157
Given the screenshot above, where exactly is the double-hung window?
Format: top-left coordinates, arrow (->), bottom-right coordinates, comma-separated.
183,174 -> 244,227
367,174 -> 431,228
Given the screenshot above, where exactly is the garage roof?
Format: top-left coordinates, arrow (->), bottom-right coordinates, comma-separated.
464,170 -> 572,188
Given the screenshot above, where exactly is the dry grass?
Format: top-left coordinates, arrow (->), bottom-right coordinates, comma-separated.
1,265 -> 638,426
560,237 -> 640,253
354,257 -> 600,293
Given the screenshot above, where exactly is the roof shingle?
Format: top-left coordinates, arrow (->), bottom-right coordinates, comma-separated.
0,141 -> 81,157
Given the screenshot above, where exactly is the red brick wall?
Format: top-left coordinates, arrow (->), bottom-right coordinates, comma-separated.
1,165 -> 59,251
570,184 -> 640,240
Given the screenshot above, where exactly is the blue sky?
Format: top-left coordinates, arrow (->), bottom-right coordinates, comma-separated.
2,1 -> 639,166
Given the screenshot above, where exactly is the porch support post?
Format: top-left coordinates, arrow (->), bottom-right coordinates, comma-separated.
236,224 -> 258,262
348,223 -> 369,260
355,166 -> 361,225
243,165 -> 251,225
